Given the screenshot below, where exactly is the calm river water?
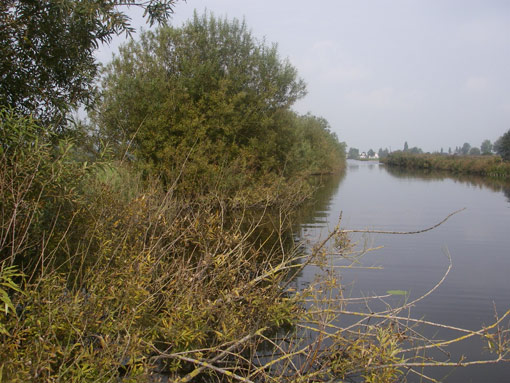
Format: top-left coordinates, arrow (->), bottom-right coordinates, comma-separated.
294,160 -> 510,382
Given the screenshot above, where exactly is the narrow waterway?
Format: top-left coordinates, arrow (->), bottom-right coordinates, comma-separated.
294,160 -> 510,382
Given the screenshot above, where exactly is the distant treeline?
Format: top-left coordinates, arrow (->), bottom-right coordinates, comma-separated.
381,152 -> 510,178
347,147 -> 389,159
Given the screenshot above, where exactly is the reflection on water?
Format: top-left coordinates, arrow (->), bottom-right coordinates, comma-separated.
294,160 -> 510,382
293,172 -> 346,231
504,188 -> 510,204
384,164 -> 510,207
384,165 -> 510,196
348,162 -> 360,170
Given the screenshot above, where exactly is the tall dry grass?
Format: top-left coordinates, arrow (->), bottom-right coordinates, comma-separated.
382,152 -> 510,178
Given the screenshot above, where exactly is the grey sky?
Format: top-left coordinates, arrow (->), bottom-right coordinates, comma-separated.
96,0 -> 510,153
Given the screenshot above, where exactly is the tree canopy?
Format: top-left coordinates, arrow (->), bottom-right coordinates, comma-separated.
347,147 -> 359,159
0,0 -> 180,126
95,12 -> 345,190
495,130 -> 510,161
481,139 -> 493,155
469,147 -> 481,156
378,148 -> 389,158
461,142 -> 471,155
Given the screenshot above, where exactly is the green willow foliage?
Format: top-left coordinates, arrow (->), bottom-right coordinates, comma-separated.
495,129 -> 510,161
0,108 -> 99,273
95,12 -> 344,193
0,0 -> 180,127
0,110 -> 303,381
0,10 -> 348,381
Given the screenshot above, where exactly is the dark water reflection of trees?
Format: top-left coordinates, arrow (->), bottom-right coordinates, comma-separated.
291,171 -> 346,229
503,188 -> 510,204
384,165 -> 510,205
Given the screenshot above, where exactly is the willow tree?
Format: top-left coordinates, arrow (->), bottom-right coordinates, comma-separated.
480,139 -> 493,155
95,12 -> 307,189
495,130 -> 510,161
0,0 -> 180,127
287,114 -> 346,175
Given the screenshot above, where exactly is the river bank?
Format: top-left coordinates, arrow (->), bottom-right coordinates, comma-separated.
0,108 -> 347,382
0,158 -> 322,381
381,152 -> 510,178
3,137 -> 510,382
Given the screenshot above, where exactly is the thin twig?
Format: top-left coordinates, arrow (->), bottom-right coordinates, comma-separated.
340,208 -> 466,235
153,327 -> 268,383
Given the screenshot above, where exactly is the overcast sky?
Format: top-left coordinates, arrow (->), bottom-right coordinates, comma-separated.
96,0 -> 510,153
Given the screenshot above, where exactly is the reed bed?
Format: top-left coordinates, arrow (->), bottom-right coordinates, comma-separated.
381,152 -> 510,178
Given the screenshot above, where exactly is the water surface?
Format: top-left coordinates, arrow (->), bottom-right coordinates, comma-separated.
294,160 -> 510,382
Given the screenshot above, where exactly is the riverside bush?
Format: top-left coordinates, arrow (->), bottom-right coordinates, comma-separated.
0,110 -> 304,381
2,111 -> 510,382
3,4 -> 508,378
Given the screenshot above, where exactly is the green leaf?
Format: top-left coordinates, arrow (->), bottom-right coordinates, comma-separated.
386,290 -> 408,296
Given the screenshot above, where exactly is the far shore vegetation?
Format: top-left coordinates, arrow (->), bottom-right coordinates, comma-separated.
2,1 -> 510,382
381,152 -> 510,178
355,133 -> 510,179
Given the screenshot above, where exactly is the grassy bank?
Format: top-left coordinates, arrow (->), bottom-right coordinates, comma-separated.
381,152 -> 510,178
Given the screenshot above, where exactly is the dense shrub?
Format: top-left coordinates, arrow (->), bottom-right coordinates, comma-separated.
0,110 -> 302,381
0,108 -> 89,272
0,0 -> 181,127
94,12 -> 344,194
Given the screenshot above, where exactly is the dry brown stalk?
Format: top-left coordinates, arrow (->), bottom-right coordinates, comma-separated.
153,327 -> 268,383
339,207 -> 466,235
